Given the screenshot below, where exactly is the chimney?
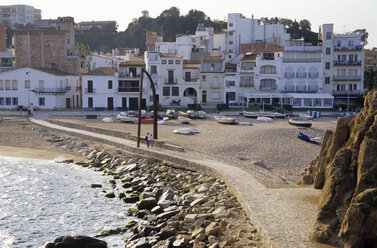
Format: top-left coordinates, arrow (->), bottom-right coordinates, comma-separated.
318,26 -> 322,40
0,24 -> 6,52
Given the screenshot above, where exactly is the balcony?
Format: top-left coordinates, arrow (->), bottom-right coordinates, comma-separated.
334,60 -> 362,66
281,85 -> 295,93
76,86 -> 82,91
283,58 -> 321,63
334,45 -> 362,51
333,90 -> 361,96
296,72 -> 307,78
165,78 -> 178,84
260,85 -> 277,91
307,85 -> 318,93
296,85 -> 307,92
85,88 -> 95,93
285,72 -> 294,78
260,71 -> 277,75
239,81 -> 254,87
184,77 -> 199,82
309,72 -> 319,78
34,88 -> 66,93
65,86 -> 71,91
240,67 -> 254,73
119,72 -> 141,78
118,87 -> 139,92
333,75 -> 361,81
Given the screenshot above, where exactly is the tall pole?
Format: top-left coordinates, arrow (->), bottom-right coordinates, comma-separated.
347,81 -> 350,112
142,68 -> 158,139
136,73 -> 144,147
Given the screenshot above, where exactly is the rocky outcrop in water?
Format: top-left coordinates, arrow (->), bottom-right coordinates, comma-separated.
45,235 -> 107,248
310,91 -> 377,247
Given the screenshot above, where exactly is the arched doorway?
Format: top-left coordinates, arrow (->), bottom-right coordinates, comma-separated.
183,87 -> 197,97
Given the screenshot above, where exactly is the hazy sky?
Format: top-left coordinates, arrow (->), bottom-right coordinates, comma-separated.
7,0 -> 377,48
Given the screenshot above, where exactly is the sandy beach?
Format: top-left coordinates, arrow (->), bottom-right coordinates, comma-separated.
47,113 -> 338,188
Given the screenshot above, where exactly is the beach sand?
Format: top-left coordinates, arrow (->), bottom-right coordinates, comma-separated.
48,114 -> 338,188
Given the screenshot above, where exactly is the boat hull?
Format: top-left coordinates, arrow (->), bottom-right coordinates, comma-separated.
288,117 -> 312,127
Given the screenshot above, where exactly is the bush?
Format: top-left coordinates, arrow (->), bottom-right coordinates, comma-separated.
95,107 -> 106,111
283,104 -> 293,111
263,103 -> 274,111
187,103 -> 202,110
334,172 -> 344,185
216,103 -> 229,111
349,160 -> 358,173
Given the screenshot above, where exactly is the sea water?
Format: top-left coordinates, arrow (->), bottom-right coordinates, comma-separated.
0,156 -> 134,248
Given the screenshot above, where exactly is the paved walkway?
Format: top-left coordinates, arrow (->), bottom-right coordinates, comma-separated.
30,116 -> 327,248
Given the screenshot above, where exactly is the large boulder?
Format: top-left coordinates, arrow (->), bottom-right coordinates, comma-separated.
311,91 -> 377,247
45,235 -> 107,248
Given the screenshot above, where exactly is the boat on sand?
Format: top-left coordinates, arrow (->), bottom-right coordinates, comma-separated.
298,132 -> 322,144
178,116 -> 191,124
288,117 -> 312,127
214,116 -> 238,124
173,128 -> 199,135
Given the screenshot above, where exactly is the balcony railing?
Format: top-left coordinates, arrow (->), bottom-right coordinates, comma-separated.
65,86 -> 71,91
118,87 -> 139,92
296,72 -> 307,78
307,85 -> 318,93
334,45 -> 362,51
119,72 -> 141,78
334,60 -> 362,66
34,88 -> 66,93
85,88 -> 95,93
184,77 -> 199,82
281,85 -> 295,92
165,78 -> 178,84
283,58 -> 321,63
239,82 -> 254,87
296,86 -> 307,92
260,70 -> 277,74
333,90 -> 361,95
240,67 -> 254,72
309,72 -> 319,78
333,75 -> 361,81
260,85 -> 277,90
285,72 -> 294,78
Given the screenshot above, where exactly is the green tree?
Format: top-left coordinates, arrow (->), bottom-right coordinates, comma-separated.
364,68 -> 377,91
75,42 -> 93,71
353,29 -> 368,46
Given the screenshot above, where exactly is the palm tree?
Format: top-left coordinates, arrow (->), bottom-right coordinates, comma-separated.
364,68 -> 377,91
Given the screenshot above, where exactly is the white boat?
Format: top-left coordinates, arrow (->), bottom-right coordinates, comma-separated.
258,111 -> 275,118
187,110 -> 197,118
298,113 -> 314,120
243,110 -> 259,118
116,112 -> 127,120
214,116 -> 239,124
257,116 -> 273,122
288,117 -> 313,127
119,116 -> 137,123
102,117 -> 113,123
273,112 -> 286,118
238,122 -> 253,126
157,120 -> 166,125
126,111 -> 137,117
166,109 -> 176,118
173,128 -> 199,135
197,111 -> 207,119
178,111 -> 191,117
178,116 -> 191,124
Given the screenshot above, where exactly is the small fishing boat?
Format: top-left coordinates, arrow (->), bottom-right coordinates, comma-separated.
178,111 -> 191,117
187,110 -> 197,118
102,117 -> 113,123
196,110 -> 207,119
288,117 -> 312,127
298,132 -> 322,145
173,128 -> 199,135
256,116 -> 273,122
178,116 -> 191,124
273,112 -> 286,118
214,116 -> 239,124
126,110 -> 137,117
242,110 -> 259,118
258,111 -> 275,118
166,109 -> 176,118
119,116 -> 137,123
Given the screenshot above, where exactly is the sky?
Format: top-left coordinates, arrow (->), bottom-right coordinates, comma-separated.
6,0 -> 377,48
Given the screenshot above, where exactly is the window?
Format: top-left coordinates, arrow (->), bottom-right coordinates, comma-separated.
108,80 -> 113,89
325,62 -> 330,70
202,75 -> 206,80
163,87 -> 170,96
260,79 -> 276,89
39,80 -> 44,89
24,80 -> 30,89
168,60 -> 173,64
354,54 -> 358,62
349,54 -> 353,62
0,98 -> 3,105
5,80 -> 10,90
211,92 -> 220,99
5,97 -> 11,105
326,47 -> 331,55
325,77 -> 330,84
326,32 -> 331,40
88,97 -> 93,108
12,98 -> 18,105
348,40 -> 354,47
150,65 -> 157,74
175,60 -> 180,64
229,49 -> 233,53
229,41 -> 233,45
172,87 -> 179,96
226,81 -> 235,87
229,31 -> 233,36
324,99 -> 332,107
229,23 -> 233,27
39,97 -> 45,106
161,60 -> 167,64
304,98 -> 312,107
293,98 -> 302,106
0,80 -> 3,90
226,92 -> 236,101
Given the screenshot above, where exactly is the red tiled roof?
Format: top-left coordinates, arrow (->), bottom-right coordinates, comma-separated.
241,43 -> 284,54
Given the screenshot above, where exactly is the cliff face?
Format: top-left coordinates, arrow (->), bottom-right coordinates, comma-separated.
311,91 -> 377,248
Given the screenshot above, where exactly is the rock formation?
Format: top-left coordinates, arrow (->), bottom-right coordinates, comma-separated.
311,91 -> 377,247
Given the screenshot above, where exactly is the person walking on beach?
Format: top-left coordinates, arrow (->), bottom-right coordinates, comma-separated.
149,134 -> 154,148
145,132 -> 150,148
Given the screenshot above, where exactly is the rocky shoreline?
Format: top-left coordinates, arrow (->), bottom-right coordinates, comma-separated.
40,129 -> 266,247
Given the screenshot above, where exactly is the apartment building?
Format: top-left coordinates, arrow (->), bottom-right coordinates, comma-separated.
0,4 -> 41,27
0,67 -> 79,109
365,48 -> 377,71
322,24 -> 364,105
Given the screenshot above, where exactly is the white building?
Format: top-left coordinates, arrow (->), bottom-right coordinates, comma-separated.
0,67 -> 80,109
322,24 -> 364,105
0,5 -> 41,27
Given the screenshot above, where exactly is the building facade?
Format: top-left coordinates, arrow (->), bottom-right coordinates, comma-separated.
0,5 -> 41,27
